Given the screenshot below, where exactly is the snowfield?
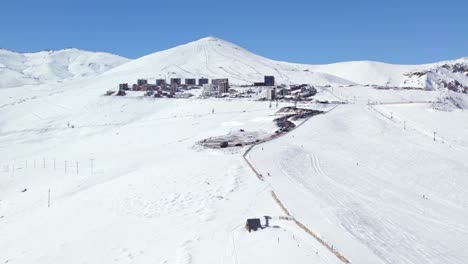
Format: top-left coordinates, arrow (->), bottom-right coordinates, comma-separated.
1,37 -> 468,264
0,48 -> 129,88
0,86 -> 342,264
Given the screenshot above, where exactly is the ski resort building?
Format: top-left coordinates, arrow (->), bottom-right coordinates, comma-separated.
156,79 -> 166,86
253,76 -> 275,87
137,79 -> 148,86
264,76 -> 275,86
212,78 -> 229,93
185,78 -> 196,85
198,78 -> 209,86
119,83 -> 129,90
170,78 -> 181,85
212,78 -> 229,87
245,218 -> 262,232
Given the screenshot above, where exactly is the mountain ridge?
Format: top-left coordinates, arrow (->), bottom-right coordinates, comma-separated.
99,37 -> 468,92
0,48 -> 130,88
2,37 -> 468,92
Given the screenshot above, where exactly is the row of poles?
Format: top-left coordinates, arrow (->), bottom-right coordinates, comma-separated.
388,111 -> 438,141
0,158 -> 95,175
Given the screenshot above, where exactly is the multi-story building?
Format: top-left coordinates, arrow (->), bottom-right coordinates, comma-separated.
137,79 -> 148,86
212,78 -> 229,87
156,79 -> 166,86
170,78 -> 181,85
185,78 -> 196,85
264,76 -> 275,86
198,78 -> 209,86
119,83 -> 129,90
212,78 -> 229,93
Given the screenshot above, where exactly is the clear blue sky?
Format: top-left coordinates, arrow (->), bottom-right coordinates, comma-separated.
2,0 -> 467,64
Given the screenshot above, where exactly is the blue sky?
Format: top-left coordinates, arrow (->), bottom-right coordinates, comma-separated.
1,0 -> 467,64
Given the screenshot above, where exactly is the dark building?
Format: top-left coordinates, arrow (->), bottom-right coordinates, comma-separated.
156,79 -> 166,86
264,76 -> 275,86
185,78 -> 196,85
245,218 -> 262,232
170,78 -> 181,85
119,83 -> 129,90
198,78 -> 209,86
254,82 -> 265,86
137,79 -> 148,86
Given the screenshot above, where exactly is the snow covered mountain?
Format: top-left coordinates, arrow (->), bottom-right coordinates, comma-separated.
102,36 -> 356,86
0,48 -> 129,88
1,37 -> 468,264
2,37 -> 467,93
101,36 -> 468,93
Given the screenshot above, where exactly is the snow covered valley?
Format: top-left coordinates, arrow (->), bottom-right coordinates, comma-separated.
1,82 -> 468,264
1,37 -> 468,264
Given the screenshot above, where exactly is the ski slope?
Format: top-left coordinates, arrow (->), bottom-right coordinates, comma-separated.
0,81 -> 348,264
1,80 -> 467,263
248,92 -> 468,264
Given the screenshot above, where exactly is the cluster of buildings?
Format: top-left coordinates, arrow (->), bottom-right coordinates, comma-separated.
117,77 -> 230,98
113,75 -> 316,101
273,84 -> 317,101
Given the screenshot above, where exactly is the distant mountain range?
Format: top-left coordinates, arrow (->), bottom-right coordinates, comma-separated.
0,48 -> 129,88
2,37 -> 467,93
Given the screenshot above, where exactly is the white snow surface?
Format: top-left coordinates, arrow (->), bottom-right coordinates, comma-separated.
1,37 -> 468,264
0,48 -> 129,88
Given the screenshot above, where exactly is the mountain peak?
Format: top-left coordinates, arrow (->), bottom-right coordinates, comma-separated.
197,36 -> 223,42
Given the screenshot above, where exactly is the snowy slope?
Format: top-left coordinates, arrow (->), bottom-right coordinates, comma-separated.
248,90 -> 468,264
0,83 -> 343,264
102,37 -> 356,86
1,71 -> 468,263
0,48 -> 130,88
